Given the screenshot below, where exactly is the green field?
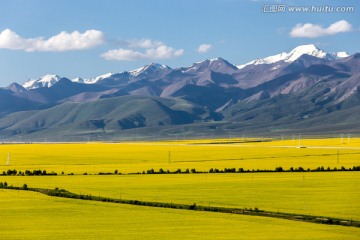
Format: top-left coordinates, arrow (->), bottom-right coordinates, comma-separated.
0,139 -> 359,238
1,190 -> 359,240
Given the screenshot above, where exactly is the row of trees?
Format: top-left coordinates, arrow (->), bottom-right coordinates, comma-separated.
143,166 -> 360,174
2,165 -> 359,177
0,182 -> 27,189
1,169 -> 57,176
275,166 -> 360,172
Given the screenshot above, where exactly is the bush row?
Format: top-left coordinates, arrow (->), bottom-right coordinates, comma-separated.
0,169 -> 57,176
0,182 -> 28,190
141,166 -> 360,175
1,166 -> 359,176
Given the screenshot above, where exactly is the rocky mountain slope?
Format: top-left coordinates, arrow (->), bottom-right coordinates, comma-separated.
1,45 -> 359,140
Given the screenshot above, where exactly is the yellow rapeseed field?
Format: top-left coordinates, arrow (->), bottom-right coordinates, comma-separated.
1,189 -> 359,240
0,138 -> 359,174
0,138 -> 359,239
1,171 -> 359,221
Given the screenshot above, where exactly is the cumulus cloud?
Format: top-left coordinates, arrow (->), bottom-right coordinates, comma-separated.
0,29 -> 104,52
101,39 -> 184,61
289,20 -> 353,38
197,44 -> 212,53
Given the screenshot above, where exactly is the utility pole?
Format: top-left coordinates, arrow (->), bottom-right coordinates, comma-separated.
6,153 -> 10,165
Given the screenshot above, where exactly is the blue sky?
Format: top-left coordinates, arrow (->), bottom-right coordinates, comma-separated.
0,0 -> 359,86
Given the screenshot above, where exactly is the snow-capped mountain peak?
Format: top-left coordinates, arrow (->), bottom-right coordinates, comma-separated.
237,44 -> 348,69
130,63 -> 171,76
209,57 -> 226,63
18,45 -> 352,90
193,57 -> 227,65
237,52 -> 288,69
72,77 -> 85,83
85,72 -> 114,84
283,44 -> 328,62
184,57 -> 238,73
23,74 -> 62,89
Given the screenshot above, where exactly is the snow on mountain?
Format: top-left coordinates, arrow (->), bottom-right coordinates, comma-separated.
237,52 -> 288,69
332,51 -> 350,58
85,72 -> 114,84
283,44 -> 329,62
23,74 -> 62,89
129,63 -> 171,76
72,77 -> 85,83
18,46 -> 351,90
237,44 -> 348,69
70,63 -> 170,86
183,57 -> 238,73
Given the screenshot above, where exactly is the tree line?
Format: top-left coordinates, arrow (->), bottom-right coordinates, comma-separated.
1,166 -> 359,176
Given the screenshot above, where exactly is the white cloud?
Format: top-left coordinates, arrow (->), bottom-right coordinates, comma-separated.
289,20 -> 353,38
101,40 -> 184,61
127,39 -> 163,49
0,29 -> 104,52
101,49 -> 144,61
197,44 -> 212,53
146,45 -> 184,59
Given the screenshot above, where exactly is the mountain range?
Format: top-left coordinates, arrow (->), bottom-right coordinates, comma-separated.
1,44 -> 359,141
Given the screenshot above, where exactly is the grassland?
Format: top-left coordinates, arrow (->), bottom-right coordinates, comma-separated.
0,138 -> 359,238
1,189 -> 360,240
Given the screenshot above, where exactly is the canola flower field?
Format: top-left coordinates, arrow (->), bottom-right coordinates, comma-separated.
1,189 -> 359,240
0,138 -> 359,239
0,138 -> 359,174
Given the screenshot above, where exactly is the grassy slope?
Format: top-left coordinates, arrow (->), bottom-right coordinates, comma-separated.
0,95 -> 212,140
1,189 -> 359,240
